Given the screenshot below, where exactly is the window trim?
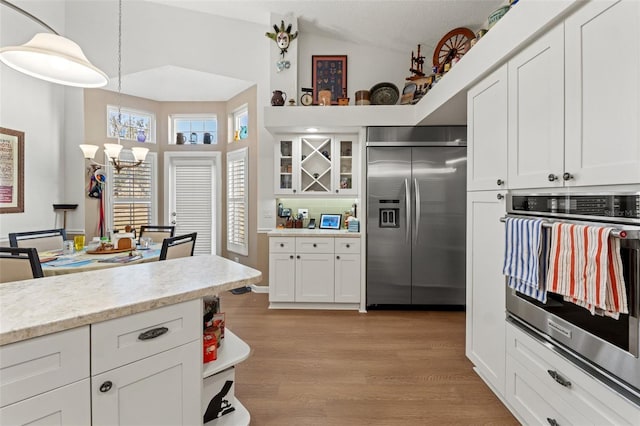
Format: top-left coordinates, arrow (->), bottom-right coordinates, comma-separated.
169,113 -> 218,145
226,147 -> 248,256
106,105 -> 156,143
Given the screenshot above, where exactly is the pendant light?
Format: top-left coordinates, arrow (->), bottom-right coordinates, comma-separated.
79,0 -> 148,173
0,0 -> 108,88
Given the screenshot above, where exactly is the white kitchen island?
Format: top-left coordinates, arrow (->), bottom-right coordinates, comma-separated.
0,255 -> 262,426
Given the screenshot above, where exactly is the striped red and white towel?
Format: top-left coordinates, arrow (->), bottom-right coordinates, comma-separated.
503,217 -> 548,303
546,222 -> 628,319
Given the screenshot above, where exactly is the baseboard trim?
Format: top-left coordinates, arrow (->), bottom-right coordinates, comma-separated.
269,302 -> 360,311
251,284 -> 269,294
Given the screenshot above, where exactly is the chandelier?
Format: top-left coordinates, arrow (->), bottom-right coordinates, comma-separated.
79,0 -> 148,173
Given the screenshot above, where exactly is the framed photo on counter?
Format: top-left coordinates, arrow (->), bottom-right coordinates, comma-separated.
319,214 -> 342,230
0,127 -> 24,214
312,55 -> 347,105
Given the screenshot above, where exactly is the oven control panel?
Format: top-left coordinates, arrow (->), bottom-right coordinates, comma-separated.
509,194 -> 640,221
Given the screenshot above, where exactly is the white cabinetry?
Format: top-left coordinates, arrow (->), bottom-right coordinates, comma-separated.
0,327 -> 91,425
91,300 -> 201,426
465,191 -> 507,396
274,134 -> 358,195
506,323 -> 640,425
269,235 -> 361,308
467,65 -> 508,191
508,24 -> 564,189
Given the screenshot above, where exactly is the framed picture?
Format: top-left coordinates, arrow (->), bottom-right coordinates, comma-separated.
319,213 -> 342,230
0,127 -> 24,214
312,55 -> 347,105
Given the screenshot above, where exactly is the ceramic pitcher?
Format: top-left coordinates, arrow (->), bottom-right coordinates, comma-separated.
271,90 -> 287,106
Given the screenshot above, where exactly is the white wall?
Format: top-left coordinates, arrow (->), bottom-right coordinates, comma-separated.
0,0 -> 71,241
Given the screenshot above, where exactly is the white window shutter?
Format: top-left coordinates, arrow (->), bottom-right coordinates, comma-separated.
174,163 -> 215,255
227,148 -> 248,256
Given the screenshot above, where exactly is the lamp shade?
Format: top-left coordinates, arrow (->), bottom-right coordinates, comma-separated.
104,143 -> 123,159
131,147 -> 149,162
0,33 -> 108,88
79,144 -> 100,159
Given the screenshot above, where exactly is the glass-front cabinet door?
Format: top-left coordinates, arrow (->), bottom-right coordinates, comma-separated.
333,135 -> 358,195
274,138 -> 297,194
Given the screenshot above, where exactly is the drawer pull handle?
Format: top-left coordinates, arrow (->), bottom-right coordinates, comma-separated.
547,370 -> 571,388
547,418 -> 559,426
99,381 -> 113,393
138,326 -> 169,341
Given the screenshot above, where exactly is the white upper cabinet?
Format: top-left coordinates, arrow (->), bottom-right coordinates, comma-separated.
467,65 -> 509,191
564,0 -> 640,187
508,24 -> 565,189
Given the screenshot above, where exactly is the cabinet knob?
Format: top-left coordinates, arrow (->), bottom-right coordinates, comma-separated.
496,179 -> 504,186
336,255 -> 340,260
336,189 -> 339,193
546,418 -> 559,426
497,193 -> 504,200
289,255 -> 294,259
346,244 -> 350,248
293,189 -> 297,193
547,369 -> 571,388
547,174 -> 558,182
99,381 -> 113,393
313,243 -> 317,247
296,255 -> 300,259
280,243 -> 284,247
562,172 -> 573,181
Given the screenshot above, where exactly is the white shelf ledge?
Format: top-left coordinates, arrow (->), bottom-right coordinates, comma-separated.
202,329 -> 250,379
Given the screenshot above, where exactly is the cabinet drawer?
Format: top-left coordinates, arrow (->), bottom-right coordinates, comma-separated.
0,326 -> 89,408
296,237 -> 334,253
270,237 -> 295,253
506,323 -> 639,425
91,299 -> 200,374
334,238 -> 360,254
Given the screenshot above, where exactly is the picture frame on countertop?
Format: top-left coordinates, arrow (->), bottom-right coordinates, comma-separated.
319,213 -> 342,230
0,127 -> 24,214
312,55 -> 347,105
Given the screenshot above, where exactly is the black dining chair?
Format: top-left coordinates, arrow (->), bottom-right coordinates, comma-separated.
159,233 -> 197,260
0,247 -> 44,283
139,225 -> 175,244
8,229 -> 67,252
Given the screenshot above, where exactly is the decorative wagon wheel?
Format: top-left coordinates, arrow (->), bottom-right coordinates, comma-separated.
432,27 -> 475,73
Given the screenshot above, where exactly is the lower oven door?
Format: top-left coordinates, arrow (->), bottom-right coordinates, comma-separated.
505,219 -> 640,394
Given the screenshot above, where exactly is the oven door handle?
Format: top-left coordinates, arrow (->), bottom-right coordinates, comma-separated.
500,216 -> 636,240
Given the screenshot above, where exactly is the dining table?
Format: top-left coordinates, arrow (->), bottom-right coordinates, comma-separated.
40,244 -> 162,276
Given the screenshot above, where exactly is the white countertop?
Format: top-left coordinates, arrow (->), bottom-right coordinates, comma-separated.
0,255 -> 262,346
268,229 -> 360,237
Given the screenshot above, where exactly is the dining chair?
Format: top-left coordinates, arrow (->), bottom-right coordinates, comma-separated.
0,247 -> 44,283
159,233 -> 197,260
139,225 -> 176,244
8,228 -> 67,252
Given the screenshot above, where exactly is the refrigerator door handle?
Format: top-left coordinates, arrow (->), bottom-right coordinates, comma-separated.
414,178 -> 420,245
404,178 -> 411,243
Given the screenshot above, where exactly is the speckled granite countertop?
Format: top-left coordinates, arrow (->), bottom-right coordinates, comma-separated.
267,229 -> 361,237
0,255 -> 261,346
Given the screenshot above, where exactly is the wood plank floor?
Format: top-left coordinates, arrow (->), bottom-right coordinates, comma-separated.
219,291 -> 518,426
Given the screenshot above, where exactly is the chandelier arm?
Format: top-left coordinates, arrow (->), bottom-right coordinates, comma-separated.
0,0 -> 59,35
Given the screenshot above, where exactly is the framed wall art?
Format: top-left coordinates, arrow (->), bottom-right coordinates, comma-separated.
0,127 -> 25,214
312,55 -> 347,105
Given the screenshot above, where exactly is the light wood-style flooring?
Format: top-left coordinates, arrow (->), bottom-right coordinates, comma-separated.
220,291 -> 518,426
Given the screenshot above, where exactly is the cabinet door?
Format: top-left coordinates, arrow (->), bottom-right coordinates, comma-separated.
92,341 -> 201,426
508,23 -> 564,189
274,138 -> 298,194
0,379 -> 90,426
334,253 -> 360,303
466,191 -> 506,396
467,65 -> 508,191
295,253 -> 334,302
565,0 -> 640,186
269,252 -> 296,302
333,135 -> 359,195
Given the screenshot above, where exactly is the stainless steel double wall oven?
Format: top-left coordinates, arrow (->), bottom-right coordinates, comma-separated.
505,192 -> 640,401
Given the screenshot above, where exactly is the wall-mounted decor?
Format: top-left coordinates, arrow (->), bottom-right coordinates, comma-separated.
312,55 -> 347,105
0,127 -> 24,214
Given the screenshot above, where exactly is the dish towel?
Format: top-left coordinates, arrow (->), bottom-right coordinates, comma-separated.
546,222 -> 628,319
503,217 -> 548,303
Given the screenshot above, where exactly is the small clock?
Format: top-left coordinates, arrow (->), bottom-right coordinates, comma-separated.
300,88 -> 313,106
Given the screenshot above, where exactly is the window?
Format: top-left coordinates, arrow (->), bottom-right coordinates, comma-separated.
231,105 -> 248,142
107,106 -> 155,143
171,114 -> 217,145
105,151 -> 157,234
227,148 -> 248,255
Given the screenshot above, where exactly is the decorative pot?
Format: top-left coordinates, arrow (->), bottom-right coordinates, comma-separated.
271,90 -> 287,106
136,130 -> 146,142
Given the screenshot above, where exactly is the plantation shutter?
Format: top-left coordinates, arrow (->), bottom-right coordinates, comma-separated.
227,148 -> 248,256
174,162 -> 214,255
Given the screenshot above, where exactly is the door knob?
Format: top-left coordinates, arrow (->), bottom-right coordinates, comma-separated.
547,174 -> 558,182
562,172 -> 573,181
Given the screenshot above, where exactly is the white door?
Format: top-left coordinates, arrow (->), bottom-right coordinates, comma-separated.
165,152 -> 220,255
269,253 -> 296,302
508,23 -> 564,189
467,64 -> 508,191
334,253 -> 360,303
295,253 -> 334,302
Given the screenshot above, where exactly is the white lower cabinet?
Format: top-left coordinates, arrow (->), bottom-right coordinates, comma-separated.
269,235 -> 361,307
506,323 -> 640,425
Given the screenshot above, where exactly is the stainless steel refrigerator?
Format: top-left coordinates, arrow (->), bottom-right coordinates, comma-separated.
366,126 -> 467,306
